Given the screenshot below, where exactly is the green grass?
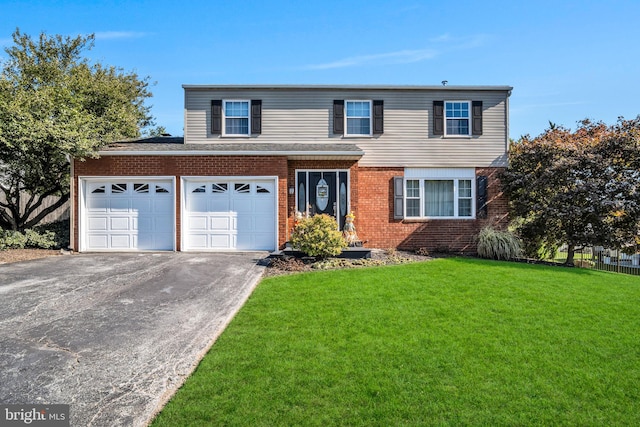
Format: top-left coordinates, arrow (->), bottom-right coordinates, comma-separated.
152,258 -> 640,426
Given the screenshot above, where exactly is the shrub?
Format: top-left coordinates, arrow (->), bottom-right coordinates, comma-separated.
0,219 -> 69,250
476,226 -> 522,260
290,214 -> 347,259
24,229 -> 57,249
0,230 -> 28,250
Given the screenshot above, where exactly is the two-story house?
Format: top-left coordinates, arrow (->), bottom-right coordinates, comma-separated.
70,84 -> 512,253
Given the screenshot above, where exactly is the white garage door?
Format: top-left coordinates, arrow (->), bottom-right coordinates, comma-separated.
83,179 -> 174,251
184,178 -> 276,251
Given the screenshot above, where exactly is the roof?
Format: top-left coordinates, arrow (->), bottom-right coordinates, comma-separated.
99,137 -> 364,160
182,84 -> 514,93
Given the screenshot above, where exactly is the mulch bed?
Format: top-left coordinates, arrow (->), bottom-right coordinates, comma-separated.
0,249 -> 62,264
262,249 -> 435,277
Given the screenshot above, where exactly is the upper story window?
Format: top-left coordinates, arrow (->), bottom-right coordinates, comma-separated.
445,101 -> 470,136
211,99 -> 262,136
345,100 -> 371,136
333,99 -> 383,136
224,100 -> 250,135
433,100 -> 483,137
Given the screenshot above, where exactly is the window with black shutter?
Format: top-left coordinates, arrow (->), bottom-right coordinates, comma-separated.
333,100 -> 344,135
211,100 -> 222,135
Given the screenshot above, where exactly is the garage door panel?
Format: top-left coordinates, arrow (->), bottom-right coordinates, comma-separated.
154,198 -> 173,211
184,178 -> 276,251
132,198 -> 152,213
210,197 -> 230,211
87,198 -> 108,212
188,196 -> 208,213
253,233 -> 276,250
110,235 -> 131,249
83,179 -> 174,251
255,214 -> 274,231
88,217 -> 108,231
210,216 -> 232,231
156,215 -> 173,230
232,198 -> 252,212
88,235 -> 108,249
189,216 -> 208,230
110,217 -> 130,231
109,199 -> 130,212
210,234 -> 232,248
188,234 -> 208,248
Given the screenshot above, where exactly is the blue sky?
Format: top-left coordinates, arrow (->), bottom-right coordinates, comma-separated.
1,0 -> 638,139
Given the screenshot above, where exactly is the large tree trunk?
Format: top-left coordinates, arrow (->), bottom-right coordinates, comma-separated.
565,244 -> 576,266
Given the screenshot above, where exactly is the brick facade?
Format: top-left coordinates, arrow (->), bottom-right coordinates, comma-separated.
73,155 -> 288,251
73,156 -> 507,254
355,166 -> 508,252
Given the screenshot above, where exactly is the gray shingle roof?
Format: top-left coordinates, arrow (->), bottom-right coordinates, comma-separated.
100,137 -> 363,158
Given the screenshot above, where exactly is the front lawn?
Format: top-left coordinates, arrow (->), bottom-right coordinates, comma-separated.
152,258 -> 640,426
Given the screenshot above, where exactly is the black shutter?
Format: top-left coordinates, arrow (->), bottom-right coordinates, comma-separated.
393,176 -> 404,219
333,100 -> 344,135
251,100 -> 262,134
477,175 -> 488,218
433,100 -> 444,135
211,100 -> 222,135
373,100 -> 384,135
472,101 -> 483,135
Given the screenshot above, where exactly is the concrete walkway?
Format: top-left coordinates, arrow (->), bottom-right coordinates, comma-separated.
0,252 -> 266,426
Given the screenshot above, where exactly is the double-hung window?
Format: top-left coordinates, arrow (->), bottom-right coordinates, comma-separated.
223,100 -> 249,135
404,175 -> 474,219
345,100 -> 371,136
445,101 -> 471,136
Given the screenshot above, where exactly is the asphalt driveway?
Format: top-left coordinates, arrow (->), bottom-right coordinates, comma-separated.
0,252 -> 267,426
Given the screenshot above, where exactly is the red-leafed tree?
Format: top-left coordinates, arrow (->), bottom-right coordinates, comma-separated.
502,117 -> 640,265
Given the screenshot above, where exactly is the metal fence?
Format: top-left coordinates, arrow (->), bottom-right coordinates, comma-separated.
564,246 -> 640,276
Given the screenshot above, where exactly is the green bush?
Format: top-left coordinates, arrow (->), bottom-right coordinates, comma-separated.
290,214 -> 347,259
34,219 -> 70,249
476,226 -> 522,260
0,230 -> 28,250
0,219 -> 69,250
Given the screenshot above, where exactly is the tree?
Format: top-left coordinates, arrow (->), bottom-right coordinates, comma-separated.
501,118 -> 640,265
0,29 -> 155,230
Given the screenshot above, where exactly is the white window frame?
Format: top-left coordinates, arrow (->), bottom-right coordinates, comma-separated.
222,99 -> 250,136
444,100 -> 471,137
344,100 -> 372,136
403,170 -> 475,219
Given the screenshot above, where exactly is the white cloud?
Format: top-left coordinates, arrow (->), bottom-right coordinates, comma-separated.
302,33 -> 489,71
94,31 -> 148,40
305,48 -> 439,70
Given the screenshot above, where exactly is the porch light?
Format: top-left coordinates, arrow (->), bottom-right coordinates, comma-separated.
288,186 -> 295,195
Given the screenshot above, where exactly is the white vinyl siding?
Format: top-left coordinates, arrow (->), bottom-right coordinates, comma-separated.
184,88 -> 509,167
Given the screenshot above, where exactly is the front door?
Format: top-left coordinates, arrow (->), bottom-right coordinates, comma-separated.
296,170 -> 349,229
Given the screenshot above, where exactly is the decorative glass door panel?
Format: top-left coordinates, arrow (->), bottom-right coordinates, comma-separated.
296,170 -> 349,229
